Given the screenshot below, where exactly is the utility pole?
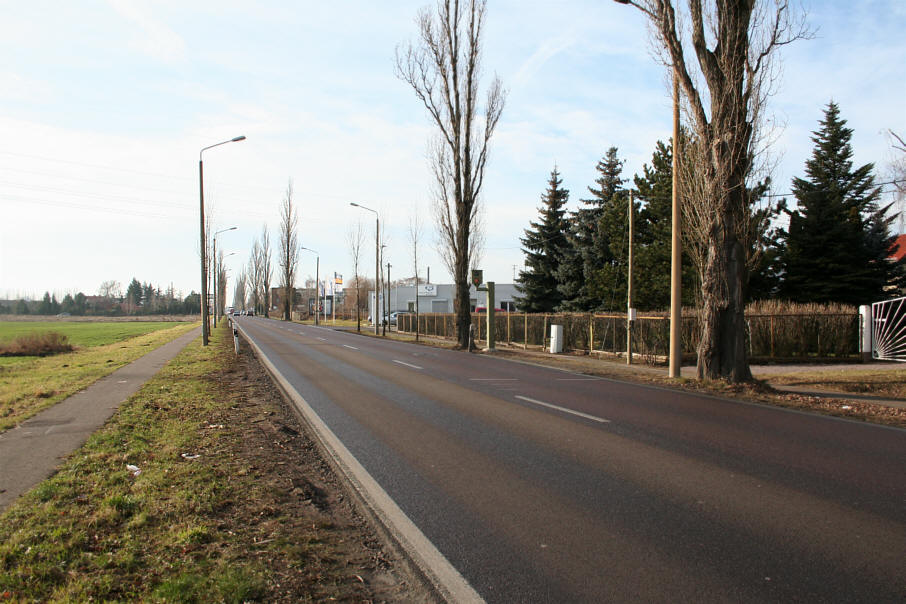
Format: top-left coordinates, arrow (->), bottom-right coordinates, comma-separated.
385,262 -> 391,335
627,191 -> 634,365
669,73 -> 682,378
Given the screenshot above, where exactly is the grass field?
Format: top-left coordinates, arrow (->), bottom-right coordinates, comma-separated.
0,321 -> 180,350
0,322 -> 197,432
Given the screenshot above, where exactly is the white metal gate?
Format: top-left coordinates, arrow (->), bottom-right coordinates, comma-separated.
872,296 -> 906,361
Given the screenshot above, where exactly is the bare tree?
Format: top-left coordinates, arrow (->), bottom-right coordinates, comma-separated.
278,180 -> 300,321
347,220 -> 365,332
260,224 -> 273,318
217,249 -> 228,318
886,130 -> 906,234
248,239 -> 262,315
397,0 -> 506,349
620,0 -> 808,382
409,203 -> 425,341
232,269 -> 247,310
98,280 -> 121,299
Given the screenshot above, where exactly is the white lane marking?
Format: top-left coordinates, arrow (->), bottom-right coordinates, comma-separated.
555,378 -> 602,381
514,395 -> 610,424
316,337 -> 327,341
469,378 -> 517,381
343,345 -> 359,350
393,360 -> 423,370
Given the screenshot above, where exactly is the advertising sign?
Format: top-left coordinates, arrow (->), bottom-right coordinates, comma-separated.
418,284 -> 437,297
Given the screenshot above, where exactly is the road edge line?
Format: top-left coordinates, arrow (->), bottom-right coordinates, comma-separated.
235,321 -> 484,604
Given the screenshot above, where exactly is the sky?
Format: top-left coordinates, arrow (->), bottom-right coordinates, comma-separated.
1,0 -> 904,301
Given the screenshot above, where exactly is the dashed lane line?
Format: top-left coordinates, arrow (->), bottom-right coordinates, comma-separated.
393,360 -> 423,370
343,345 -> 359,350
514,395 -> 610,424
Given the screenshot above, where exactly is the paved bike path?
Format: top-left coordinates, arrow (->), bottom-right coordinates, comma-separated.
0,327 -> 201,510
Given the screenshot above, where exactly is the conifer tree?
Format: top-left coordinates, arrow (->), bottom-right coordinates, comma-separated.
558,147 -> 626,310
780,102 -> 903,304
631,140 -> 698,310
516,168 -> 571,312
38,292 -> 53,315
126,278 -> 143,309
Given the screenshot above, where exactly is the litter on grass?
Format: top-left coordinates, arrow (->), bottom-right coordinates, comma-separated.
126,464 -> 141,477
181,453 -> 200,460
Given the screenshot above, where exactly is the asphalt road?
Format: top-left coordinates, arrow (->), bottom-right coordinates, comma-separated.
236,317 -> 906,603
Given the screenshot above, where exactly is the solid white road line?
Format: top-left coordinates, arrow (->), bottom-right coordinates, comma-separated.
343,345 -> 359,350
393,360 -> 423,370
514,395 -> 610,424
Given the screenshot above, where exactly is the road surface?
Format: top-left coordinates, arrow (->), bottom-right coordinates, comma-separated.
236,316 -> 906,603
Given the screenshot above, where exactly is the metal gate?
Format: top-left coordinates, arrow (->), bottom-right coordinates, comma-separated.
872,296 -> 906,361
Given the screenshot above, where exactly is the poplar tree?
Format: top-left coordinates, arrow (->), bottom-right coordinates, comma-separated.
517,168 -> 571,312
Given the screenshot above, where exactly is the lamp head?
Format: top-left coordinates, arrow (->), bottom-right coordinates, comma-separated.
232,135 -> 246,142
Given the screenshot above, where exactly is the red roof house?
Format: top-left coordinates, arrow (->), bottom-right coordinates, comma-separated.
889,234 -> 906,262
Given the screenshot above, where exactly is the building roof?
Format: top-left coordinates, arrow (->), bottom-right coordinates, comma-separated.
890,234 -> 906,262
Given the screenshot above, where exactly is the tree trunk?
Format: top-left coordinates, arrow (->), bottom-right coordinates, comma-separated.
697,192 -> 752,382
454,229 -> 471,349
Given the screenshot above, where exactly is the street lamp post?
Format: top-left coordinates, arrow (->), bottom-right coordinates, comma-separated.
301,246 -> 319,325
199,135 -> 245,346
213,227 -> 237,328
386,262 -> 391,335
350,202 -> 380,335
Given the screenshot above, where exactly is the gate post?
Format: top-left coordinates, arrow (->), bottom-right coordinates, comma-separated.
859,304 -> 872,362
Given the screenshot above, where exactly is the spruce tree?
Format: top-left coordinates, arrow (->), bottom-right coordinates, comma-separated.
779,102 -> 901,304
559,147 -> 626,310
38,292 -> 53,315
126,278 -> 143,309
516,168 -> 571,312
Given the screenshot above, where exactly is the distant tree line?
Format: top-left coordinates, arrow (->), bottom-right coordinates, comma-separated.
1,278 -> 201,316
516,102 -> 906,313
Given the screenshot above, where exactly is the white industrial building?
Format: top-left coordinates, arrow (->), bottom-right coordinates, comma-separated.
369,282 -> 520,321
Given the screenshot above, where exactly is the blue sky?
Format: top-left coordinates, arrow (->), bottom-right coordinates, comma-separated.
1,0 -> 904,300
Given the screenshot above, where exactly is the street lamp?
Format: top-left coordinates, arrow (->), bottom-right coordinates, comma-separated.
301,246 -> 319,326
350,202 -> 380,335
213,227 -> 237,327
199,135 -> 246,346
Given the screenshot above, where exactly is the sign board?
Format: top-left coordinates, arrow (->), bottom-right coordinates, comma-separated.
418,284 -> 437,297
334,273 -> 343,292
471,269 -> 483,288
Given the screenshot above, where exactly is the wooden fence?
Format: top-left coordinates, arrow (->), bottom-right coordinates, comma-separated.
396,311 -> 861,363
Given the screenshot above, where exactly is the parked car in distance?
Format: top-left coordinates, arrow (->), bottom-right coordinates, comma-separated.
474,306 -> 505,313
389,311 -> 400,325
246,309 -> 255,316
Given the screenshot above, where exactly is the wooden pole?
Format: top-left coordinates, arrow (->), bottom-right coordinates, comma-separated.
668,71 -> 682,378
627,191 -> 634,365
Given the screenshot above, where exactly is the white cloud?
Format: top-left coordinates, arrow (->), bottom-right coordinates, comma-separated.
106,0 -> 186,63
